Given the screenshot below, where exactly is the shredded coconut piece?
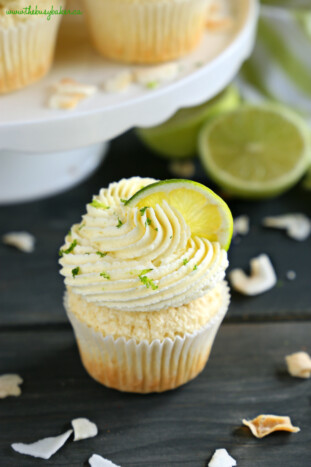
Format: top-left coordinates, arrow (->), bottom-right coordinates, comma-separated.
263,214 -> 311,241
208,448 -> 237,467
233,215 -> 249,237
89,453 -> 121,467
285,351 -> 311,379
169,161 -> 195,178
229,254 -> 277,296
243,415 -> 300,438
72,417 -> 98,441
103,71 -> 133,93
12,429 -> 73,459
0,374 -> 23,399
48,78 -> 97,110
2,231 -> 35,253
134,63 -> 179,87
286,270 -> 296,281
206,3 -> 233,31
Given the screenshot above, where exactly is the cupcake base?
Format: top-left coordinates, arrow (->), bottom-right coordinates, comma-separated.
82,0 -> 211,64
0,15 -> 63,94
65,284 -> 230,393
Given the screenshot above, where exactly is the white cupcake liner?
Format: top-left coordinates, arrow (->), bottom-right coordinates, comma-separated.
0,14 -> 63,94
82,0 -> 212,63
65,285 -> 230,393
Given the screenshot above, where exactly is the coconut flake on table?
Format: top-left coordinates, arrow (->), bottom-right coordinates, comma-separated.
71,417 -> 98,441
285,351 -> 311,379
89,453 -> 121,467
243,415 -> 300,438
0,374 -> 23,399
169,161 -> 196,178
233,215 -> 249,237
12,429 -> 73,459
262,213 -> 311,241
133,63 -> 179,88
208,448 -> 237,467
2,231 -> 35,253
229,254 -> 277,296
48,78 -> 98,110
286,270 -> 296,281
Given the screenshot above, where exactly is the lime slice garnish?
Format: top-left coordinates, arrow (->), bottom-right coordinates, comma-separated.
136,86 -> 240,158
126,179 -> 233,250
198,104 -> 311,198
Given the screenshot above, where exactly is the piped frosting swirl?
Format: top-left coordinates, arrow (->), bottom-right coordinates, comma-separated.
59,177 -> 228,312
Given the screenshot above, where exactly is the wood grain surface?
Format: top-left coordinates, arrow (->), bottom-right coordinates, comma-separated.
0,322 -> 310,466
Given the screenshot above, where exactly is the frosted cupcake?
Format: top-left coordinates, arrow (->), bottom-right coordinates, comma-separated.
82,0 -> 212,63
59,177 -> 232,393
0,0 -> 64,94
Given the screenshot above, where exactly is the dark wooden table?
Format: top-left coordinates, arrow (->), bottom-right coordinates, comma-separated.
1,131 -> 310,466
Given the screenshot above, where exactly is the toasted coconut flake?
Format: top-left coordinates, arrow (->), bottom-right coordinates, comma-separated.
12,429 -> 73,459
134,63 -> 179,87
263,214 -> 311,241
89,453 -> 120,467
208,448 -> 237,467
233,215 -> 249,237
286,351 -> 311,379
206,16 -> 233,31
2,231 -> 35,253
49,78 -> 97,110
229,254 -> 277,296
169,161 -> 195,178
72,417 -> 98,441
103,71 -> 133,93
52,78 -> 97,97
243,415 -> 300,438
0,374 -> 23,398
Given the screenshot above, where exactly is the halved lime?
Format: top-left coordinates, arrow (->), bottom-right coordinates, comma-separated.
198,105 -> 311,198
136,86 -> 240,158
126,179 -> 233,250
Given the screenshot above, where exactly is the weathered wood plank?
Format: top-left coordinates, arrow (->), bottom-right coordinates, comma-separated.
0,322 -> 310,466
0,131 -> 310,326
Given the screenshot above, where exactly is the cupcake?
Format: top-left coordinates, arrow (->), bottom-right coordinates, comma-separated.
0,0 -> 65,94
82,0 -> 212,64
59,177 -> 231,393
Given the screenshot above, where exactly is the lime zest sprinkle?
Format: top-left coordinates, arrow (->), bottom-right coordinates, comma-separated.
193,264 -> 198,271
72,267 -> 80,278
146,81 -> 158,89
169,235 -> 173,239
138,269 -> 158,290
140,206 -> 149,216
90,199 -> 110,209
96,251 -> 107,257
59,239 -> 77,257
182,258 -> 188,266
67,230 -> 72,237
154,227 -> 158,231
100,271 -> 110,280
121,198 -> 128,204
116,218 -> 123,228
145,217 -> 152,227
78,223 -> 85,231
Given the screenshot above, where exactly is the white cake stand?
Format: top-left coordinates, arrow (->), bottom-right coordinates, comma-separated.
0,0 -> 258,204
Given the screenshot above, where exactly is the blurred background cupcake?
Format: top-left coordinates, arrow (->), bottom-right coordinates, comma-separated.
0,0 -> 65,94
81,0 -> 213,64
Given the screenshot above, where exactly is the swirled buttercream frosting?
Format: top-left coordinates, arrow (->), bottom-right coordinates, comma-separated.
59,177 -> 228,312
